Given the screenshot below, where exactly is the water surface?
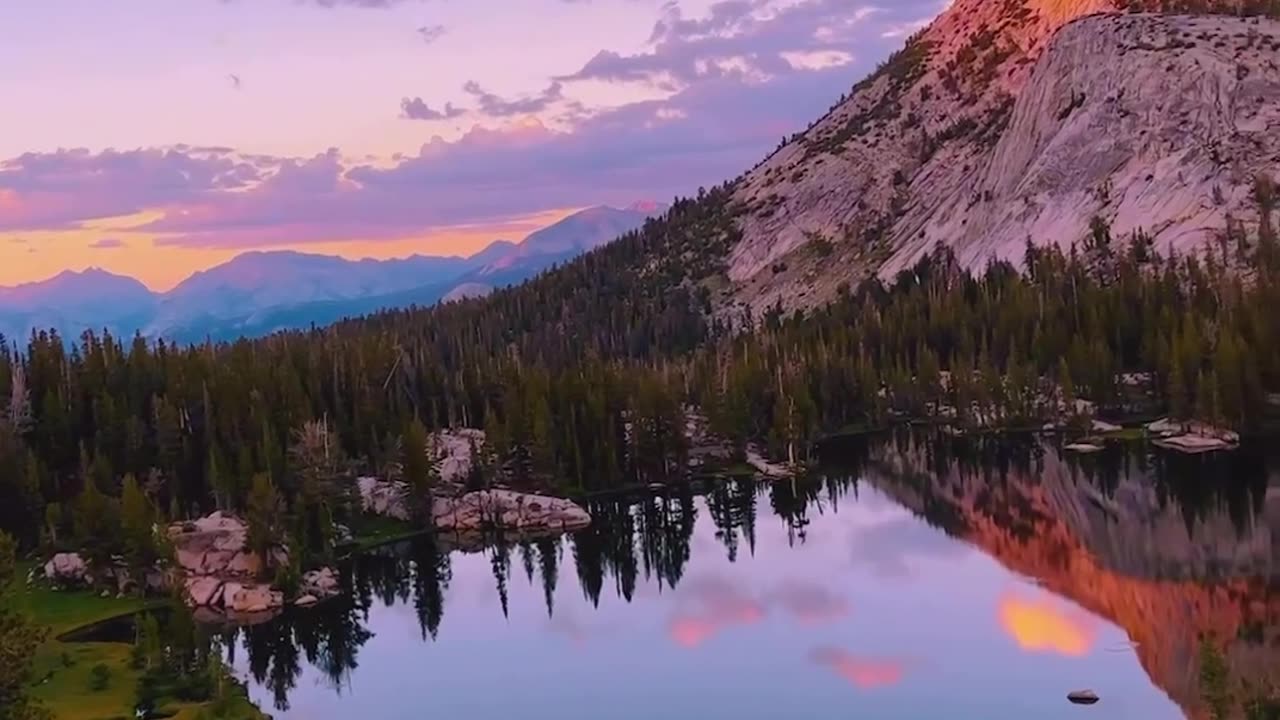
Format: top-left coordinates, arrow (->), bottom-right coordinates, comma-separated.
228,434 -> 1280,719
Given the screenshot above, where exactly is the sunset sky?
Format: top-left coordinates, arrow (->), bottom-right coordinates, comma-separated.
0,0 -> 946,290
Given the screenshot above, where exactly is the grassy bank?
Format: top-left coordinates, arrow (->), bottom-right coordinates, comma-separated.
341,515 -> 430,556
16,562 -> 266,720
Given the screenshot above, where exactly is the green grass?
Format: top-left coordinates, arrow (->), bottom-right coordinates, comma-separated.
342,514 -> 428,555
14,561 -> 266,720
17,564 -> 158,720
1102,427 -> 1147,441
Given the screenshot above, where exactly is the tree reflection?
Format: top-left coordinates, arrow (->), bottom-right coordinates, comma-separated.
228,430 -> 1276,714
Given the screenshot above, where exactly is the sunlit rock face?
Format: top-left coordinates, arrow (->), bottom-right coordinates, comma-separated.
865,437 -> 1279,719
727,0 -> 1280,317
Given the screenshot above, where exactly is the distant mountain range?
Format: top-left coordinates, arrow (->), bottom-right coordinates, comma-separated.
0,202 -> 664,345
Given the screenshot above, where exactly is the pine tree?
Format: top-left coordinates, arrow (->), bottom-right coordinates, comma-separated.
120,474 -> 156,584
72,475 -> 119,569
246,473 -> 283,580
402,418 -> 437,521
1168,351 -> 1188,420
0,531 -> 48,720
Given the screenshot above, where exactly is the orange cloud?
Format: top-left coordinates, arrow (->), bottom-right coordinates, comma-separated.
810,647 -> 905,689
998,592 -> 1097,657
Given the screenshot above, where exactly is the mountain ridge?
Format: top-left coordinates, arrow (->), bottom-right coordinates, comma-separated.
722,0 -> 1280,316
0,203 -> 663,343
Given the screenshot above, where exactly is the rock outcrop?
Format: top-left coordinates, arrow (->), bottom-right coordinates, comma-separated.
358,475 -> 410,521
429,428 -> 485,485
431,490 -> 591,532
169,513 -> 281,618
300,567 -> 341,600
726,1 -> 1280,315
43,552 -> 90,586
167,511 -> 324,619
357,428 -> 487,521
1147,417 -> 1241,453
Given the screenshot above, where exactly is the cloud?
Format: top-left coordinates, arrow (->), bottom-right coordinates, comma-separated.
400,98 -> 466,121
417,24 -> 446,44
2,0 -> 949,251
556,0 -> 924,89
89,238 -> 125,249
462,80 -> 569,118
219,0 -> 430,7
809,647 -> 906,690
0,147 -> 266,231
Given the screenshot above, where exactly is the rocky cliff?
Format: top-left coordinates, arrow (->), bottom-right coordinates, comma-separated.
724,0 -> 1280,315
866,439 -> 1279,719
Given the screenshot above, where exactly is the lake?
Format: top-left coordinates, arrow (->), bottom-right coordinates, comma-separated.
225,432 -> 1280,719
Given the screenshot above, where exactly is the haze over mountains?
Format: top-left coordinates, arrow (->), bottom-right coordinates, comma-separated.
0,202 -> 663,345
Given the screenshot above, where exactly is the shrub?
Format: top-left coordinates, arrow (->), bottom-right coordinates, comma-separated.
90,663 -> 112,691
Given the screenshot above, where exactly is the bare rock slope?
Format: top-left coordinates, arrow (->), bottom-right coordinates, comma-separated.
727,0 -> 1280,314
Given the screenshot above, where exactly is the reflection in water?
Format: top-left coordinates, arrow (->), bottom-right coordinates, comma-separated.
228,433 -> 1279,720
666,574 -> 764,648
808,646 -> 906,689
997,592 -> 1098,657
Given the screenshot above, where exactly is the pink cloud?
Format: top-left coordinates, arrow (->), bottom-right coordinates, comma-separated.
666,575 -> 766,648
809,647 -> 906,690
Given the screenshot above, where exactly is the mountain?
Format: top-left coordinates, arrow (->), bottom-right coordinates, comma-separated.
0,268 -> 156,342
467,239 -> 519,267
468,203 -> 664,278
147,250 -> 478,336
724,0 -> 1280,315
429,202 -> 665,304
0,202 -> 665,345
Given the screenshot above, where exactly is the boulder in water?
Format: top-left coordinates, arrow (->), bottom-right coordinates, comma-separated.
1067,690 -> 1099,705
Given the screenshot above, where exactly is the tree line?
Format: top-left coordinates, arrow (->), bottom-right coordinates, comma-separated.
0,178 -> 1277,564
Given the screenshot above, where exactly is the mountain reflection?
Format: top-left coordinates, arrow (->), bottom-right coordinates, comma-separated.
228,432 -> 1278,719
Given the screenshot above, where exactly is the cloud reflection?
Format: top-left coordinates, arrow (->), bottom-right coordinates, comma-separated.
766,579 -> 849,625
809,647 -> 905,689
667,575 -> 850,648
667,575 -> 764,648
998,592 -> 1097,657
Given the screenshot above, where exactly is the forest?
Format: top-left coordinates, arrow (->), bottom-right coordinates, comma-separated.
0,176 -> 1277,556
0,171 -> 1277,717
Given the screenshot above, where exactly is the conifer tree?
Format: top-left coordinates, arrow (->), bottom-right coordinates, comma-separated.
0,531 -> 47,720
120,474 -> 156,584
402,418 -> 438,521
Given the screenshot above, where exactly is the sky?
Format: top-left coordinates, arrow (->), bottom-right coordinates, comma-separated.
0,0 -> 947,291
